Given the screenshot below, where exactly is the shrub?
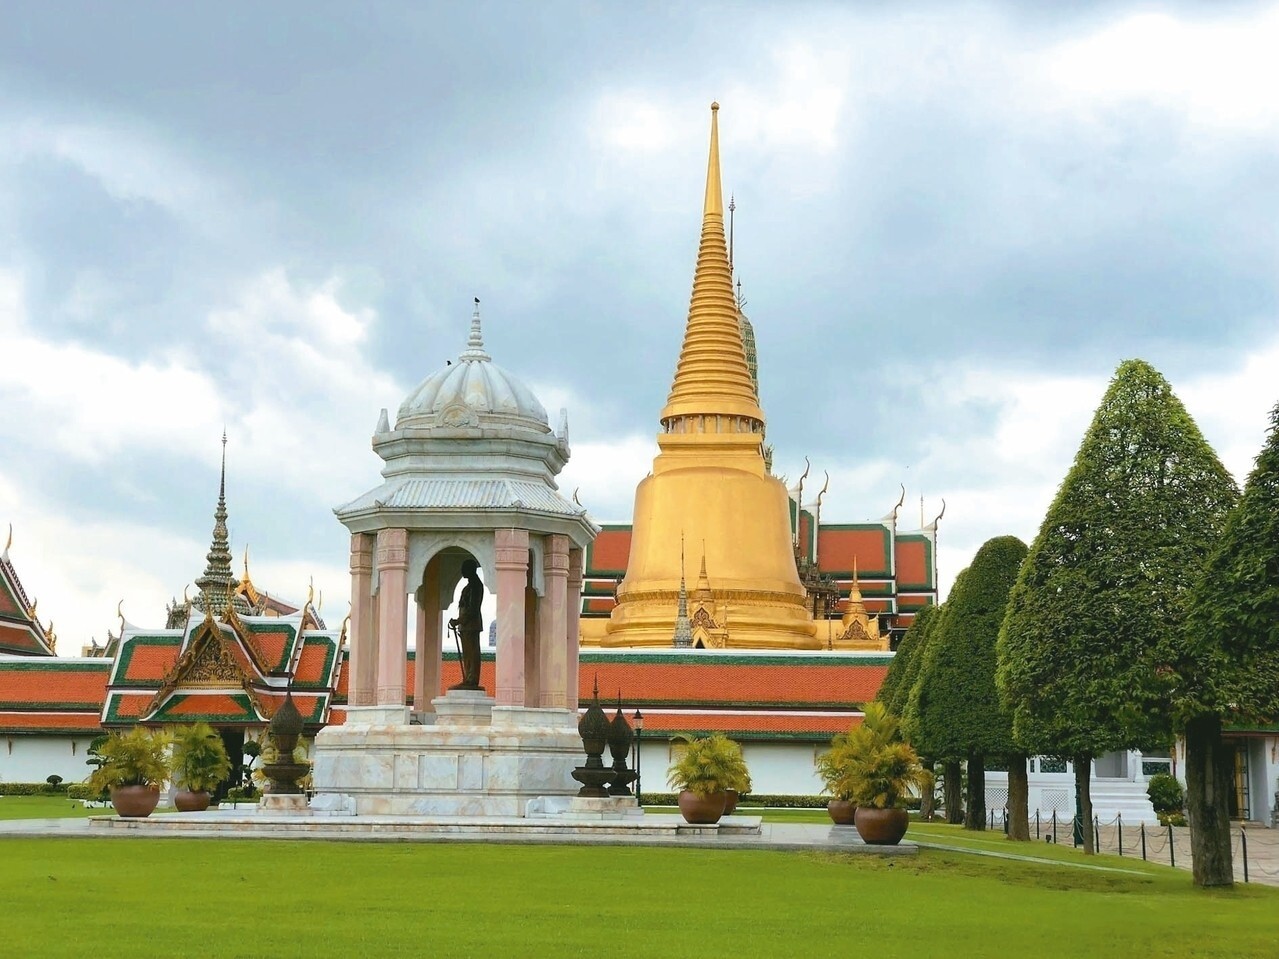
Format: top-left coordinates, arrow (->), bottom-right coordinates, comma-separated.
1147,773 -> 1185,816
45,775 -> 64,790
87,728 -> 173,792
666,733 -> 751,798
170,723 -> 232,792
67,783 -> 106,801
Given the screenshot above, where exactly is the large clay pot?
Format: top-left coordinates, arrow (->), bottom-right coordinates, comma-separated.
678,790 -> 727,824
110,785 -> 161,819
854,806 -> 909,845
827,799 -> 857,825
174,789 -> 211,812
724,789 -> 740,816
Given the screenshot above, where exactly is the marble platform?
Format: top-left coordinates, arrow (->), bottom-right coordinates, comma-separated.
89,809 -> 766,839
310,693 -> 584,817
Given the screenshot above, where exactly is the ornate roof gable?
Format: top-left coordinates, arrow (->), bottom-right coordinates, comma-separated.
0,528 -> 55,656
144,614 -> 267,720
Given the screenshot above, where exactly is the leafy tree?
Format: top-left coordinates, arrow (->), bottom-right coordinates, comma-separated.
882,605 -> 945,819
998,360 -> 1236,855
1173,401 -> 1279,886
877,604 -> 939,717
911,536 -> 1028,834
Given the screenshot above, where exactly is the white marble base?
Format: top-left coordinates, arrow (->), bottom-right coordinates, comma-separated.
91,811 -> 771,840
312,707 -> 582,817
523,794 -> 644,821
344,704 -> 410,726
431,689 -> 496,726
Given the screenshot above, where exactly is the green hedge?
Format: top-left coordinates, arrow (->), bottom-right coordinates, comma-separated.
67,783 -> 106,801
0,782 -> 72,796
640,793 -> 830,808
638,792 -> 924,810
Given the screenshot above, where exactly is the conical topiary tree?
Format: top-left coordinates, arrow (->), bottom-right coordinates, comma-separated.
877,604 -> 941,818
998,360 -> 1237,855
1173,400 -> 1279,886
910,536 -> 1028,834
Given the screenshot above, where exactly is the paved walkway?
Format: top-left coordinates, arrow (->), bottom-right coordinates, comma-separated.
4,814 -> 1277,885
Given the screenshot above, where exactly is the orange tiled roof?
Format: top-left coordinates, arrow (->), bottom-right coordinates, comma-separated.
0,711 -> 103,733
578,656 -> 887,707
0,663 -> 110,707
114,638 -> 182,685
896,538 -> 931,588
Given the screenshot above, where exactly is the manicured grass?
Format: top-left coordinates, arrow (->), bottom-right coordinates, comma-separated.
0,795 -> 101,820
2,839 -> 1276,958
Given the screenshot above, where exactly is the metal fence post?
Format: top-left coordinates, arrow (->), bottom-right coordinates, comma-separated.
1241,827 -> 1249,883
1035,809 -> 1040,840
1052,810 -> 1057,844
1094,815 -> 1100,850
1169,823 -> 1175,869
1117,813 -> 1123,856
1140,822 -> 1146,861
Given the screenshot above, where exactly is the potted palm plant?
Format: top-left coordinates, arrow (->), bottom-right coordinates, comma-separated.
87,727 -> 173,818
170,723 -> 232,811
815,702 -> 926,844
667,733 -> 751,824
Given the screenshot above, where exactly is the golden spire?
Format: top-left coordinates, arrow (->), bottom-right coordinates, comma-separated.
660,103 -> 764,429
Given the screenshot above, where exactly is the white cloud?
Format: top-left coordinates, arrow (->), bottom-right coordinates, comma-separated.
0,265 -> 405,504
1042,9 -> 1279,133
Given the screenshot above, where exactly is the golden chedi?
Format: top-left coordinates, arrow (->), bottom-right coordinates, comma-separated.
599,104 -> 817,649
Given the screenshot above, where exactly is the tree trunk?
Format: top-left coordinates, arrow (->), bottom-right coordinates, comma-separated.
964,751 -> 986,830
920,758 -> 936,822
1007,753 -> 1030,841
1185,714 -> 1234,888
944,759 -> 963,824
1074,755 -> 1095,855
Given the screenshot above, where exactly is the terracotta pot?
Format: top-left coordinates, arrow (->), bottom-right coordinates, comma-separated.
724,789 -> 740,816
678,790 -> 727,824
854,806 -> 909,845
110,785 -> 161,819
827,799 -> 857,825
174,789 -> 211,812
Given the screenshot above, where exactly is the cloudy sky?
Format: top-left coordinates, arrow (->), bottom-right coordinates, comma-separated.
2,2 -> 1276,651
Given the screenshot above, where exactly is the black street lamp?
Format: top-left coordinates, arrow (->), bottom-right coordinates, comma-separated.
632,709 -> 644,804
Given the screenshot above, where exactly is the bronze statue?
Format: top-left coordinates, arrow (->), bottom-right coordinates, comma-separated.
448,558 -> 484,690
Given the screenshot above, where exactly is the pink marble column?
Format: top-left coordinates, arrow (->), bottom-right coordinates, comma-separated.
566,547 -> 584,711
538,534 -> 570,708
348,533 -> 376,707
494,528 -> 529,706
524,586 -> 540,706
375,528 -> 409,706
414,561 -> 442,713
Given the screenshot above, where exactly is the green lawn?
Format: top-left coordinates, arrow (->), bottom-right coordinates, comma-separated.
2,838 -> 1276,958
0,794 -> 102,820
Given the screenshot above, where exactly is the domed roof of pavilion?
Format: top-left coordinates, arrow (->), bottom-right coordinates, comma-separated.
396,301 -> 549,433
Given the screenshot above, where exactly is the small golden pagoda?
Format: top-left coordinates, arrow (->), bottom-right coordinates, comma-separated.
596,104 -> 817,649
828,561 -> 889,651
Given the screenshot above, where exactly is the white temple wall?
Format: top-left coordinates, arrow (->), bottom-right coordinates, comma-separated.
0,735 -> 98,784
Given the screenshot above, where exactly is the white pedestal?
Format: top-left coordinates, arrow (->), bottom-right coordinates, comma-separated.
431,689 -> 496,726
344,704 -> 410,726
311,701 -> 582,817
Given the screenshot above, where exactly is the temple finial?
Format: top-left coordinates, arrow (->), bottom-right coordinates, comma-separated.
195,433 -> 237,618
2,523 -> 10,561
461,296 -> 490,361
660,101 -> 763,430
704,102 -> 723,218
